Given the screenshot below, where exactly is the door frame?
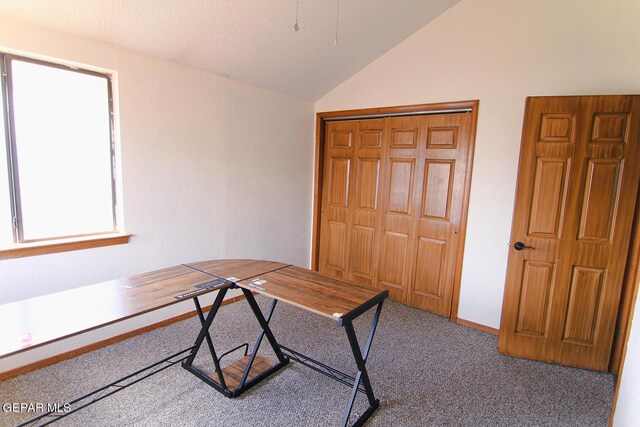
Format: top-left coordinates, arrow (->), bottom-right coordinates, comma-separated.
610,190 -> 640,419
610,185 -> 640,373
311,100 -> 479,321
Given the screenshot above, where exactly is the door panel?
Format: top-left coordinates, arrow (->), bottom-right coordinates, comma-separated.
422,160 -> 454,220
328,157 -> 350,207
562,266 -> 604,344
379,230 -> 409,300
350,225 -> 375,280
331,129 -> 353,147
539,113 -> 576,142
499,95 -> 640,371
527,158 -> 570,237
427,126 -> 458,148
577,159 -> 620,241
409,112 -> 471,314
413,237 -> 446,298
318,109 -> 475,316
591,113 -> 629,143
386,159 -> 415,214
379,116 -> 424,302
360,128 -> 383,147
390,126 -> 419,148
326,221 -> 347,270
355,159 -> 379,209
319,119 -> 385,287
350,119 -> 385,287
515,261 -> 555,337
318,121 -> 356,278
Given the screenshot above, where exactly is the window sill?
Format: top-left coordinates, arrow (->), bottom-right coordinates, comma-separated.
0,233 -> 131,260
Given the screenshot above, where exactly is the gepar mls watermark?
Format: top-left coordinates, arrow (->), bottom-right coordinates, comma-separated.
2,402 -> 71,414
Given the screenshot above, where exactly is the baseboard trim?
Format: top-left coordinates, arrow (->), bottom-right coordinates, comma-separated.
0,293 -> 247,381
456,317 -> 499,335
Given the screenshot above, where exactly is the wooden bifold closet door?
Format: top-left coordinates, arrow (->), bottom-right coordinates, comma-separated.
318,111 -> 474,316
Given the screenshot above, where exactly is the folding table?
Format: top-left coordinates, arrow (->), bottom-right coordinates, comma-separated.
2,260 -> 387,427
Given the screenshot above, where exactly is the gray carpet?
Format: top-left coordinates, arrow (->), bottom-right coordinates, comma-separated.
0,297 -> 614,427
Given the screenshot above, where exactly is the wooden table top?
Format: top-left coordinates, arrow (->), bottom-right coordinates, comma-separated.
0,260 -> 386,358
183,259 -> 290,282
0,265 -> 233,358
237,266 -> 388,324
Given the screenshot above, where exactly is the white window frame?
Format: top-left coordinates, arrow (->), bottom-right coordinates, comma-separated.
1,52 -> 121,248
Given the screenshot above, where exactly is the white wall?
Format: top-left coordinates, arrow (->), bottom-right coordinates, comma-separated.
315,0 -> 640,329
0,17 -> 314,372
613,292 -> 640,426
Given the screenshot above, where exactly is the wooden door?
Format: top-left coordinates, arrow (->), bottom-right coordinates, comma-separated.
350,119 -> 386,287
498,95 -> 640,371
318,110 -> 474,317
318,119 -> 385,287
318,120 -> 356,280
408,113 -> 472,314
377,116 -> 421,302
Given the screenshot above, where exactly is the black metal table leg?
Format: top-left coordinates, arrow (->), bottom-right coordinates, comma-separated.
18,347 -> 196,427
208,289 -> 290,397
241,288 -> 288,364
182,288 -> 231,393
191,295 -> 228,388
340,300 -> 385,427
239,298 -> 279,389
183,288 -> 227,365
183,288 -> 289,398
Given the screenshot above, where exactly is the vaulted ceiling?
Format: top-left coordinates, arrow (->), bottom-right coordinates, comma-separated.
0,0 -> 461,101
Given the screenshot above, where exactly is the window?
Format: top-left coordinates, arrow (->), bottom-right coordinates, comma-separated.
0,53 -> 125,254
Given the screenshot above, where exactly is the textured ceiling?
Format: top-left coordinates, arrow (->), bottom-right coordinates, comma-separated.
0,0 -> 461,101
